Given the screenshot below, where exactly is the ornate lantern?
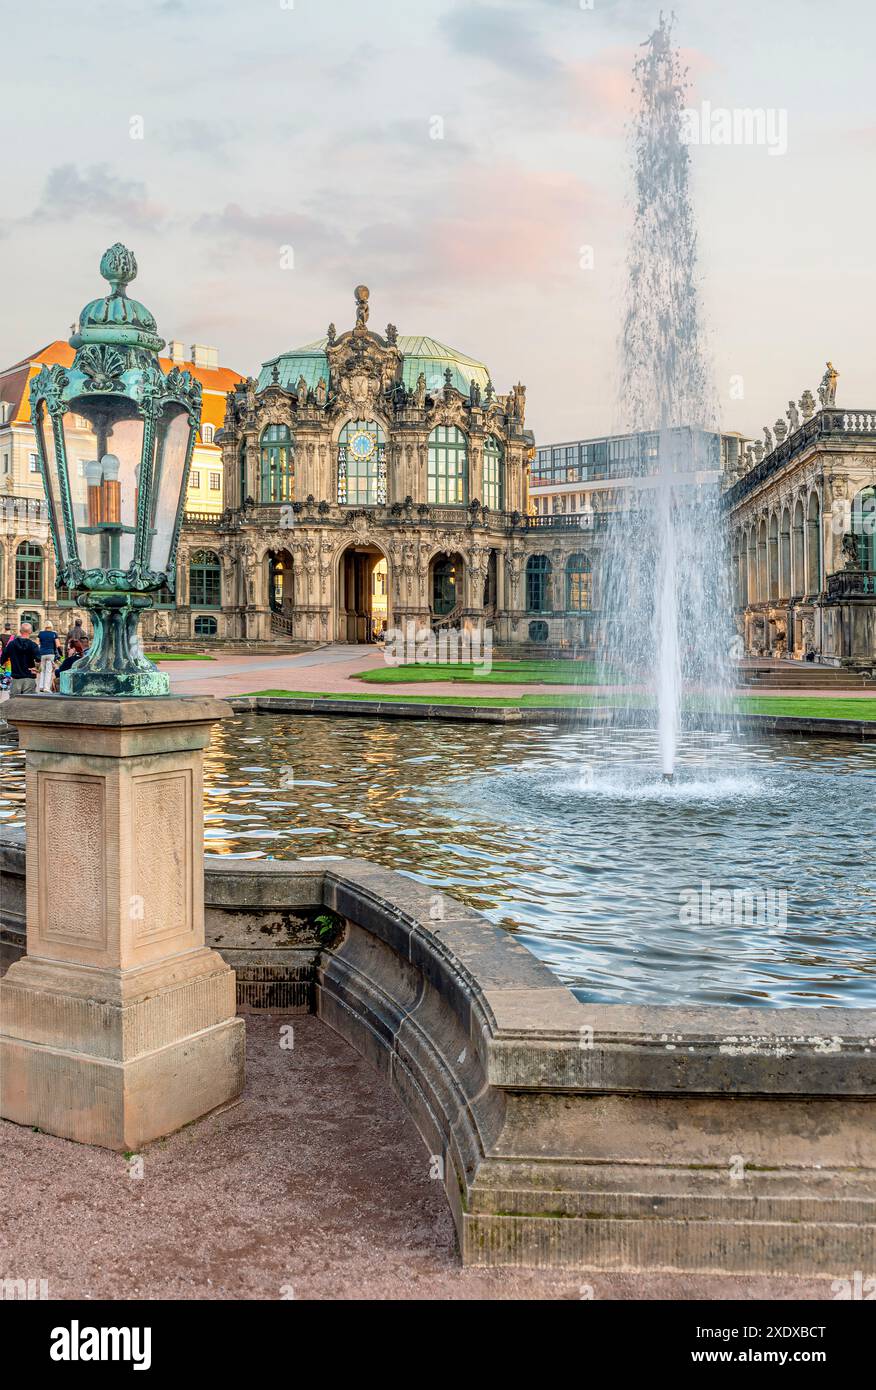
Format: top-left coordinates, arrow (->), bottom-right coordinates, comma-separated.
29,244 -> 202,695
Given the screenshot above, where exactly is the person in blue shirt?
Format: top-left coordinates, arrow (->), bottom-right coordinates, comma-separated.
36,621 -> 62,694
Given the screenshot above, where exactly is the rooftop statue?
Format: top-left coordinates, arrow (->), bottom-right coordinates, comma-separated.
354,285 -> 370,328
818,360 -> 839,408
786,399 -> 800,432
762,425 -> 774,455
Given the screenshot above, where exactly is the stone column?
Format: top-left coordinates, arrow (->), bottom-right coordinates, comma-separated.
0,696 -> 244,1150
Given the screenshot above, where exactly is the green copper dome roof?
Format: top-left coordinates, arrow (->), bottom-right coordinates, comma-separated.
258,335 -> 491,397
70,244 -> 164,353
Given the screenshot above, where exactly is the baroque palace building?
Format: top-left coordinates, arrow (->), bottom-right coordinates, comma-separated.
0,339 -> 241,632
724,364 -> 876,665
168,286 -> 598,649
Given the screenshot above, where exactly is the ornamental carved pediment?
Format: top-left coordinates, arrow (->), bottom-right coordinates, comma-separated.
427,398 -> 467,431
338,370 -> 380,411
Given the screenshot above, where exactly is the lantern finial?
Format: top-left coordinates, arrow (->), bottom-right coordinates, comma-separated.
99,243 -> 138,296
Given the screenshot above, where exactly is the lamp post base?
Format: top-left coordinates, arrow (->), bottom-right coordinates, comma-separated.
59,667 -> 170,697
0,695 -> 244,1150
1,951 -> 243,1150
61,591 -> 169,698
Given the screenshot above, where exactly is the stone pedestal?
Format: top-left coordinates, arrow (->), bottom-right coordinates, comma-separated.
0,695 -> 245,1150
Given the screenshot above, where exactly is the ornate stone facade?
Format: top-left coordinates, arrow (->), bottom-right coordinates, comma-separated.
150,288 -> 600,650
724,378 -> 876,666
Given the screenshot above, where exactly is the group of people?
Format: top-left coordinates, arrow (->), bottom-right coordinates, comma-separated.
0,618 -> 89,696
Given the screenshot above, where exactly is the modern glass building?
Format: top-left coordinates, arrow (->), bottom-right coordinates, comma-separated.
529,427 -> 746,518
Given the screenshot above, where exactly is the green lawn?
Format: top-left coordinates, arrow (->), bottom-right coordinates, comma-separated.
147,652 -> 215,662
241,689 -> 876,719
358,659 -> 616,685
739,696 -> 876,720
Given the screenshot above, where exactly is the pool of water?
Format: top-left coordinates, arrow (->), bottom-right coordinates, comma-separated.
1,713 -> 874,1007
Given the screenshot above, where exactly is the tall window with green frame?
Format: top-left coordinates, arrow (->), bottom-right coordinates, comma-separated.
852,487 -> 876,571
428,426 -> 468,505
482,435 -> 503,510
337,419 -> 387,505
239,441 -> 249,506
526,554 -> 551,612
15,542 -> 43,601
189,549 -> 222,608
566,554 -> 592,611
259,424 -> 294,504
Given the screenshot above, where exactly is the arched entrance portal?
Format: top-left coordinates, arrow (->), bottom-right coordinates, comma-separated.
267,549 -> 294,618
337,544 -> 389,642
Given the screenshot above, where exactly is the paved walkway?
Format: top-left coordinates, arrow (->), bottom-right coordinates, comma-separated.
0,1014 -> 837,1300
162,645 -> 876,702
2,645 -> 871,705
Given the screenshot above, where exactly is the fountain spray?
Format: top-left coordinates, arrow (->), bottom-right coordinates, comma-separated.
600,14 -> 733,781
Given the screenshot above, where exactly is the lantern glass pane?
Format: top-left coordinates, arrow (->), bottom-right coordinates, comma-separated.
149,405 -> 190,576
34,405 -> 72,568
69,398 -> 144,575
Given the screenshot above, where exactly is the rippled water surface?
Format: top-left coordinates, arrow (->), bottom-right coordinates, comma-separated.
2,713 -> 874,1007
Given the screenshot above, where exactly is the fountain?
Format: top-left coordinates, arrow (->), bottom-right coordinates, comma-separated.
599,15 -> 733,778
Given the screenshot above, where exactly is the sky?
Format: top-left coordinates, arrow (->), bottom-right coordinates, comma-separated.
1,0 -> 874,445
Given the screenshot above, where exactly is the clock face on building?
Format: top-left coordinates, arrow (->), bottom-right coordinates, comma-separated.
349,430 -> 376,462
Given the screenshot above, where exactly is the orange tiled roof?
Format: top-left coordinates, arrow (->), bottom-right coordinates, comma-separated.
0,341 -> 243,434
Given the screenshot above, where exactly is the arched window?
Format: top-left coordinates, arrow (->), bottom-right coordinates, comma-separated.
428,426 -> 468,505
15,541 -> 42,601
19,609 -> 41,629
482,435 -> 503,511
526,554 -> 551,612
806,493 -> 821,594
189,549 -> 221,608
528,620 -> 549,643
259,424 -> 294,504
337,419 -> 386,505
792,500 -> 805,595
768,515 -> 779,599
201,423 -> 215,445
851,487 -> 876,571
757,519 -> 768,602
566,553 -> 592,611
780,509 -> 791,599
194,615 -> 218,637
239,441 -> 248,506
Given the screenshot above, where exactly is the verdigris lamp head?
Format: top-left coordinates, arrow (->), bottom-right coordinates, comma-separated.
29,244 -> 202,695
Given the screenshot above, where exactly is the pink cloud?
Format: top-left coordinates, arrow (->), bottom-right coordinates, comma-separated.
418,164 -> 601,284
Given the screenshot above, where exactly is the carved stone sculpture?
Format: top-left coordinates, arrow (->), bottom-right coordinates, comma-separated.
787,400 -> 800,432
799,390 -> 816,421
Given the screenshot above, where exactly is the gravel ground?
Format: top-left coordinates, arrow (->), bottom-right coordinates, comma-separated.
0,1014 -> 839,1301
